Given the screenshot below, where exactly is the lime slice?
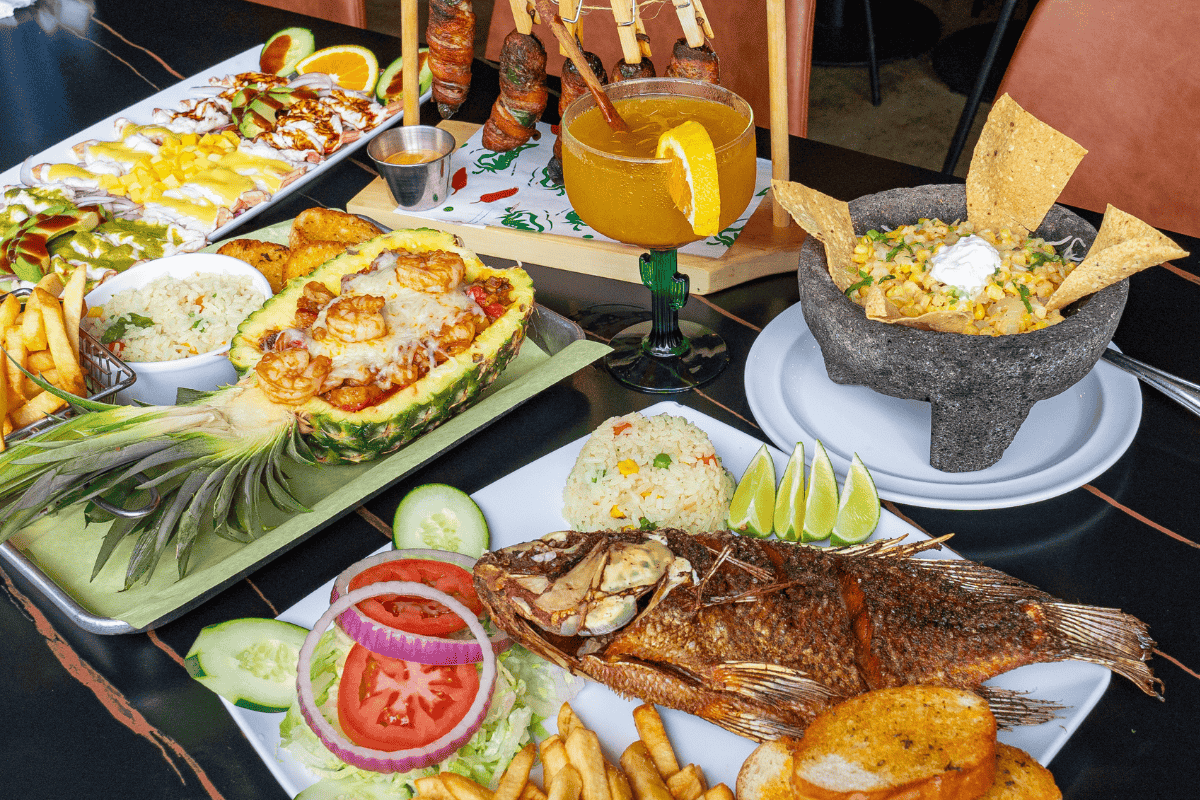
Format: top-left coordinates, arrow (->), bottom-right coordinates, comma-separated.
831,454 -> 881,546
773,442 -> 805,542
729,444 -> 775,538
801,440 -> 838,543
392,484 -> 489,558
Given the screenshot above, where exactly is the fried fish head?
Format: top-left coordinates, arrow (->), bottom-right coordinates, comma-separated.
216,238 -> 291,293
288,206 -> 383,250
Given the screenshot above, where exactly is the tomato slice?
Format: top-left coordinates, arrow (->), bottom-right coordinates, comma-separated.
337,643 -> 480,751
348,558 -> 484,636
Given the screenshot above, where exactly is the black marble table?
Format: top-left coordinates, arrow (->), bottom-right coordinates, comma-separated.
2,2 -> 1197,799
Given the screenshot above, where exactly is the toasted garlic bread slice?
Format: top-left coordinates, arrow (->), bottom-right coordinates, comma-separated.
288,206 -> 382,249
977,744 -> 1061,800
790,686 -> 997,800
216,238 -> 291,293
737,738 -> 796,800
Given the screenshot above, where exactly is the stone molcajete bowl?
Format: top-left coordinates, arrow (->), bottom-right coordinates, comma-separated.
797,184 -> 1128,473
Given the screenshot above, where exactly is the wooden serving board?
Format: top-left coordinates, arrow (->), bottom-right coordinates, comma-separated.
347,121 -> 808,295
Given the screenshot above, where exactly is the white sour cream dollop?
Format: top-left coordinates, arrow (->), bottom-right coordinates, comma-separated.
929,234 -> 1000,297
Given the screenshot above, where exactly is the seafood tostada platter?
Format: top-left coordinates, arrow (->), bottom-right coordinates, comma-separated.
223,401 -> 1110,797
0,217 -> 610,633
0,45 -> 431,245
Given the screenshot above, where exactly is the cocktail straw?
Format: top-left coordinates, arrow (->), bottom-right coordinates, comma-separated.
533,0 -> 630,132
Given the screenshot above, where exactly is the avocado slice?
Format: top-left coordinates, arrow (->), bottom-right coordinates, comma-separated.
259,27 -> 316,76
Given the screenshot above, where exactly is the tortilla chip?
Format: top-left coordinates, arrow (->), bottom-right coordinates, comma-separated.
1046,205 -> 1189,311
966,94 -> 1088,236
772,180 -> 858,291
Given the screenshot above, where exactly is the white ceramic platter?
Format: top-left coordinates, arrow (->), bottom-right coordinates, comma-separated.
0,45 -> 431,243
745,302 -> 1143,510
222,401 -> 1111,796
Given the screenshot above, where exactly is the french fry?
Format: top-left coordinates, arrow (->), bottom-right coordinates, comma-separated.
632,705 -> 680,779
665,765 -> 705,800
61,265 -> 87,355
495,742 -> 538,800
416,776 -> 457,800
21,290 -> 48,351
700,785 -> 732,800
519,783 -> 548,800
558,703 -> 585,739
566,727 -> 612,800
4,327 -> 28,407
27,349 -> 55,372
35,272 -> 65,297
35,288 -> 86,396
0,294 -> 18,328
441,773 -> 495,800
540,735 -> 570,784
607,763 -> 633,800
619,742 -> 675,800
548,764 -> 583,800
11,387 -> 67,427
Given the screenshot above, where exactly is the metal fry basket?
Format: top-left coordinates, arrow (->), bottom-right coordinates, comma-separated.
1,287 -> 136,445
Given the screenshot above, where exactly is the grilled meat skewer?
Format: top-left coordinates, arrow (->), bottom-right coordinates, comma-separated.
482,30 -> 549,152
665,37 -> 720,85
548,49 -> 608,183
428,0 -> 475,119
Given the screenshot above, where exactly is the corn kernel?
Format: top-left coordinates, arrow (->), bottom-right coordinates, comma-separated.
610,505 -> 625,519
617,459 -> 639,476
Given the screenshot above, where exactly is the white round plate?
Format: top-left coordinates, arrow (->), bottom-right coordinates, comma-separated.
745,302 -> 1142,509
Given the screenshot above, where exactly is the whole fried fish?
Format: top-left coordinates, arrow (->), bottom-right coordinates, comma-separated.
473,529 -> 1161,742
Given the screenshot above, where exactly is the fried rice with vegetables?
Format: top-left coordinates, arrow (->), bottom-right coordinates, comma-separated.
563,413 -> 735,533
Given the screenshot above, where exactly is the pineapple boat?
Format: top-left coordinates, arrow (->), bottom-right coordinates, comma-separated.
0,229 -> 534,587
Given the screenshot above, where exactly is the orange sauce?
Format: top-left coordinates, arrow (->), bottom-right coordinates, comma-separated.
384,149 -> 444,165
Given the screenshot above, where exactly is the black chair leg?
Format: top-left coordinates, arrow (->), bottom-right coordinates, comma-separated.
941,0 -> 1020,173
864,0 -> 881,105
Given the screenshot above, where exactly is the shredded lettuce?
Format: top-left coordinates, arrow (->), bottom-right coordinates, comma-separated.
280,627 -> 581,799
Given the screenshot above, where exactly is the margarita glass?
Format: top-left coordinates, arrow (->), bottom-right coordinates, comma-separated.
561,78 -> 756,392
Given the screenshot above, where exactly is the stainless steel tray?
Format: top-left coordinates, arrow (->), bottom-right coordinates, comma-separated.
0,304 -> 594,634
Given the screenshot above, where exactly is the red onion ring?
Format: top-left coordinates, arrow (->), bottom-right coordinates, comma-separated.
296,580 -> 497,774
331,549 -> 510,663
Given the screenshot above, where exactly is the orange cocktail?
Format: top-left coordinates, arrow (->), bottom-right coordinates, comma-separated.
560,79 -> 756,393
562,86 -> 756,249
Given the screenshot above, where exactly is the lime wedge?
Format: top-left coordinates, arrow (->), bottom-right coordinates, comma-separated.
831,454 -> 881,546
801,440 -> 838,543
729,444 -> 776,538
773,442 -> 805,542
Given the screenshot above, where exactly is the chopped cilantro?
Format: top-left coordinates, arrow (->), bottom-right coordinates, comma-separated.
1028,251 -> 1061,267
1017,284 -> 1034,313
100,313 -> 154,345
638,517 -> 658,531
844,270 -> 875,296
865,229 -> 887,241
885,242 -> 912,262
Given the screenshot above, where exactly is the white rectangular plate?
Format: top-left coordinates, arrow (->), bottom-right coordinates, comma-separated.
224,401 -> 1110,796
0,45 -> 431,243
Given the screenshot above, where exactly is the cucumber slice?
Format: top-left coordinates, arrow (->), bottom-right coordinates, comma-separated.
375,48 -> 433,103
260,27 -> 316,76
296,778 -> 397,800
392,483 -> 489,558
185,617 -> 309,713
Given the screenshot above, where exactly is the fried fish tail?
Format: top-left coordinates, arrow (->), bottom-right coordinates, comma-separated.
1039,600 -> 1162,698
428,0 -> 475,119
482,30 -> 548,152
664,37 -> 719,84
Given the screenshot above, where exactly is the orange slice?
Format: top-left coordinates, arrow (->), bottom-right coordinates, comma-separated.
294,45 -> 379,93
656,120 -> 721,237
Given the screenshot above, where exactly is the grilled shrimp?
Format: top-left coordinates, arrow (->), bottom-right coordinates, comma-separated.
295,281 -> 337,329
255,348 -> 333,405
321,294 -> 387,342
393,250 -> 466,293
434,318 -> 475,362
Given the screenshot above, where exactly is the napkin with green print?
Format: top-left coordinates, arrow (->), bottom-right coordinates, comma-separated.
402,122 -> 772,257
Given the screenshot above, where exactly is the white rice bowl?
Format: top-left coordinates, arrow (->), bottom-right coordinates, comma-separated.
563,412 -> 735,533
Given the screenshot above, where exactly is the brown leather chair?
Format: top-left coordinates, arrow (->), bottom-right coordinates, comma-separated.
994,0 -> 1200,238
485,1 -> 817,137
246,0 -> 367,28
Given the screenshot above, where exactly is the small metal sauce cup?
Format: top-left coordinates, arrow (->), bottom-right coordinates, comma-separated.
367,126 -> 457,211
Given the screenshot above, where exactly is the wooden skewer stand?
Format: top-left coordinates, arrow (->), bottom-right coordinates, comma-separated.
347,0 -> 806,296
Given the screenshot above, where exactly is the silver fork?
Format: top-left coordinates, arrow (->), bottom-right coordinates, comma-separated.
1102,348 -> 1200,418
